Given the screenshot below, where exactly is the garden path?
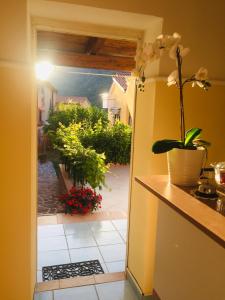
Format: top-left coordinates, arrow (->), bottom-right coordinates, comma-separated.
38,162 -> 130,216
38,160 -> 66,215
97,164 -> 130,216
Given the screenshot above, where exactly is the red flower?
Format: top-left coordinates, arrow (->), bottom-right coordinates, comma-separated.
67,200 -> 73,206
59,186 -> 103,215
82,207 -> 89,214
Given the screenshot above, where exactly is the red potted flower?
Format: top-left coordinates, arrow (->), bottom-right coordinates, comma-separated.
59,186 -> 102,215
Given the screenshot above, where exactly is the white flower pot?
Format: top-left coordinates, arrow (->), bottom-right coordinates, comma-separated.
167,148 -> 205,186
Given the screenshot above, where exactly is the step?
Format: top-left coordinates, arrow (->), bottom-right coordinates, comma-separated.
35,272 -> 126,292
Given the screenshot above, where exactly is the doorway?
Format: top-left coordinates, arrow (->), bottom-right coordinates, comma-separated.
35,29 -> 137,285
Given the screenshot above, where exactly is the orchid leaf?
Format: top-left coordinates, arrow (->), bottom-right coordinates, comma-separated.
184,128 -> 202,146
193,139 -> 211,147
152,139 -> 183,154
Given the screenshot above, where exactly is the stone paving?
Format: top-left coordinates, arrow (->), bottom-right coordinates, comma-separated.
38,160 -> 66,215
38,160 -> 130,216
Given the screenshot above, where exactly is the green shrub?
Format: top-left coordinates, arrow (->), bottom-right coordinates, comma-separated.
44,103 -> 109,134
54,123 -> 108,189
79,121 -> 132,164
46,104 -> 132,190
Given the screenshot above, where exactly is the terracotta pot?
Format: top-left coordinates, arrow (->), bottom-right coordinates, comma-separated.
167,148 -> 205,186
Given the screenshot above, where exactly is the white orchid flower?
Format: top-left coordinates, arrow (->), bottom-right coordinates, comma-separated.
169,44 -> 178,60
169,44 -> 190,60
195,67 -> 208,81
192,81 -> 204,88
179,45 -> 190,57
173,32 -> 181,40
156,32 -> 181,53
167,70 -> 179,86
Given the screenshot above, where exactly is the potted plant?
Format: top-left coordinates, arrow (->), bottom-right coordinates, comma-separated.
134,33 -> 211,186
59,186 -> 102,215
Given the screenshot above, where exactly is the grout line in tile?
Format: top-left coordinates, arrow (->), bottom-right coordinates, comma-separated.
116,229 -> 127,243
97,245 -> 107,267
90,228 -> 100,250
38,248 -> 70,254
94,284 -> 101,300
64,232 -> 72,263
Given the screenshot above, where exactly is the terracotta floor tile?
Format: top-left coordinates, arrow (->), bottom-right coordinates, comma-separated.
59,276 -> 95,289
94,272 -> 126,284
56,211 -> 127,224
35,280 -> 59,292
38,215 -> 58,225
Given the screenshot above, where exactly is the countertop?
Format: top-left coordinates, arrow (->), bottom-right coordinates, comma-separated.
135,175 -> 225,247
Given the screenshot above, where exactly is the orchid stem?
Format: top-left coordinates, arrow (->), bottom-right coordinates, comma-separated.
176,47 -> 185,143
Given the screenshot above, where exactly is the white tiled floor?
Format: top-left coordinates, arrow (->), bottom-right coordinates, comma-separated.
38,236 -> 68,252
112,219 -> 127,231
35,280 -> 138,300
54,285 -> 99,300
64,222 -> 90,235
98,244 -> 126,262
38,250 -> 71,270
38,224 -> 65,238
66,233 -> 97,248
37,219 -> 127,281
106,261 -> 126,273
93,231 -> 124,246
96,280 -> 138,300
88,220 -> 115,232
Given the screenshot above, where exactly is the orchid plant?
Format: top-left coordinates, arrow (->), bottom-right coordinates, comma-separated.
133,33 -> 211,153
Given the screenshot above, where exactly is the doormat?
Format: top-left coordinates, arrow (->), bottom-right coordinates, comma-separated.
42,260 -> 104,281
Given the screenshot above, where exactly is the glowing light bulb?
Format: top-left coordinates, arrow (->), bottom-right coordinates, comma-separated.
35,61 -> 54,80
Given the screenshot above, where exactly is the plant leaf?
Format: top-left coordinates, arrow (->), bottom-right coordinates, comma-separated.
152,139 -> 183,154
193,139 -> 211,147
185,128 -> 202,146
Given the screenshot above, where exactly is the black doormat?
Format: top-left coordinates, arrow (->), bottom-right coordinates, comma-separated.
42,260 -> 104,281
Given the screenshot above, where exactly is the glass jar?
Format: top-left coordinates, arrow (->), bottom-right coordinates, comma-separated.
212,162 -> 225,186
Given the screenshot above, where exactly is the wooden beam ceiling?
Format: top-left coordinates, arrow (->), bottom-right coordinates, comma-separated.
37,31 -> 137,71
85,37 -> 105,55
37,49 -> 135,71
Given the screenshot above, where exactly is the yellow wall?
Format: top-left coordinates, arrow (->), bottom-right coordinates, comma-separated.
128,82 -> 158,294
151,81 -> 225,175
128,79 -> 225,295
0,1 -> 36,300
154,200 -> 225,300
1,1 -> 224,299
50,0 -> 225,80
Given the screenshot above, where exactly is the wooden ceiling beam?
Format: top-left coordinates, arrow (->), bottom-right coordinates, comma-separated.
85,37 -> 105,55
37,49 -> 135,71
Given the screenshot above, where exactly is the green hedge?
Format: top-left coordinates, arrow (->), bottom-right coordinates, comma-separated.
54,124 -> 108,189
45,103 -> 132,189
44,103 -> 109,133
80,121 -> 132,164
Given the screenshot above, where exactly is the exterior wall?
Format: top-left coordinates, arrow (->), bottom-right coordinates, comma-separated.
108,83 -> 129,124
0,1 -> 36,300
37,82 -> 56,123
108,78 -> 136,124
